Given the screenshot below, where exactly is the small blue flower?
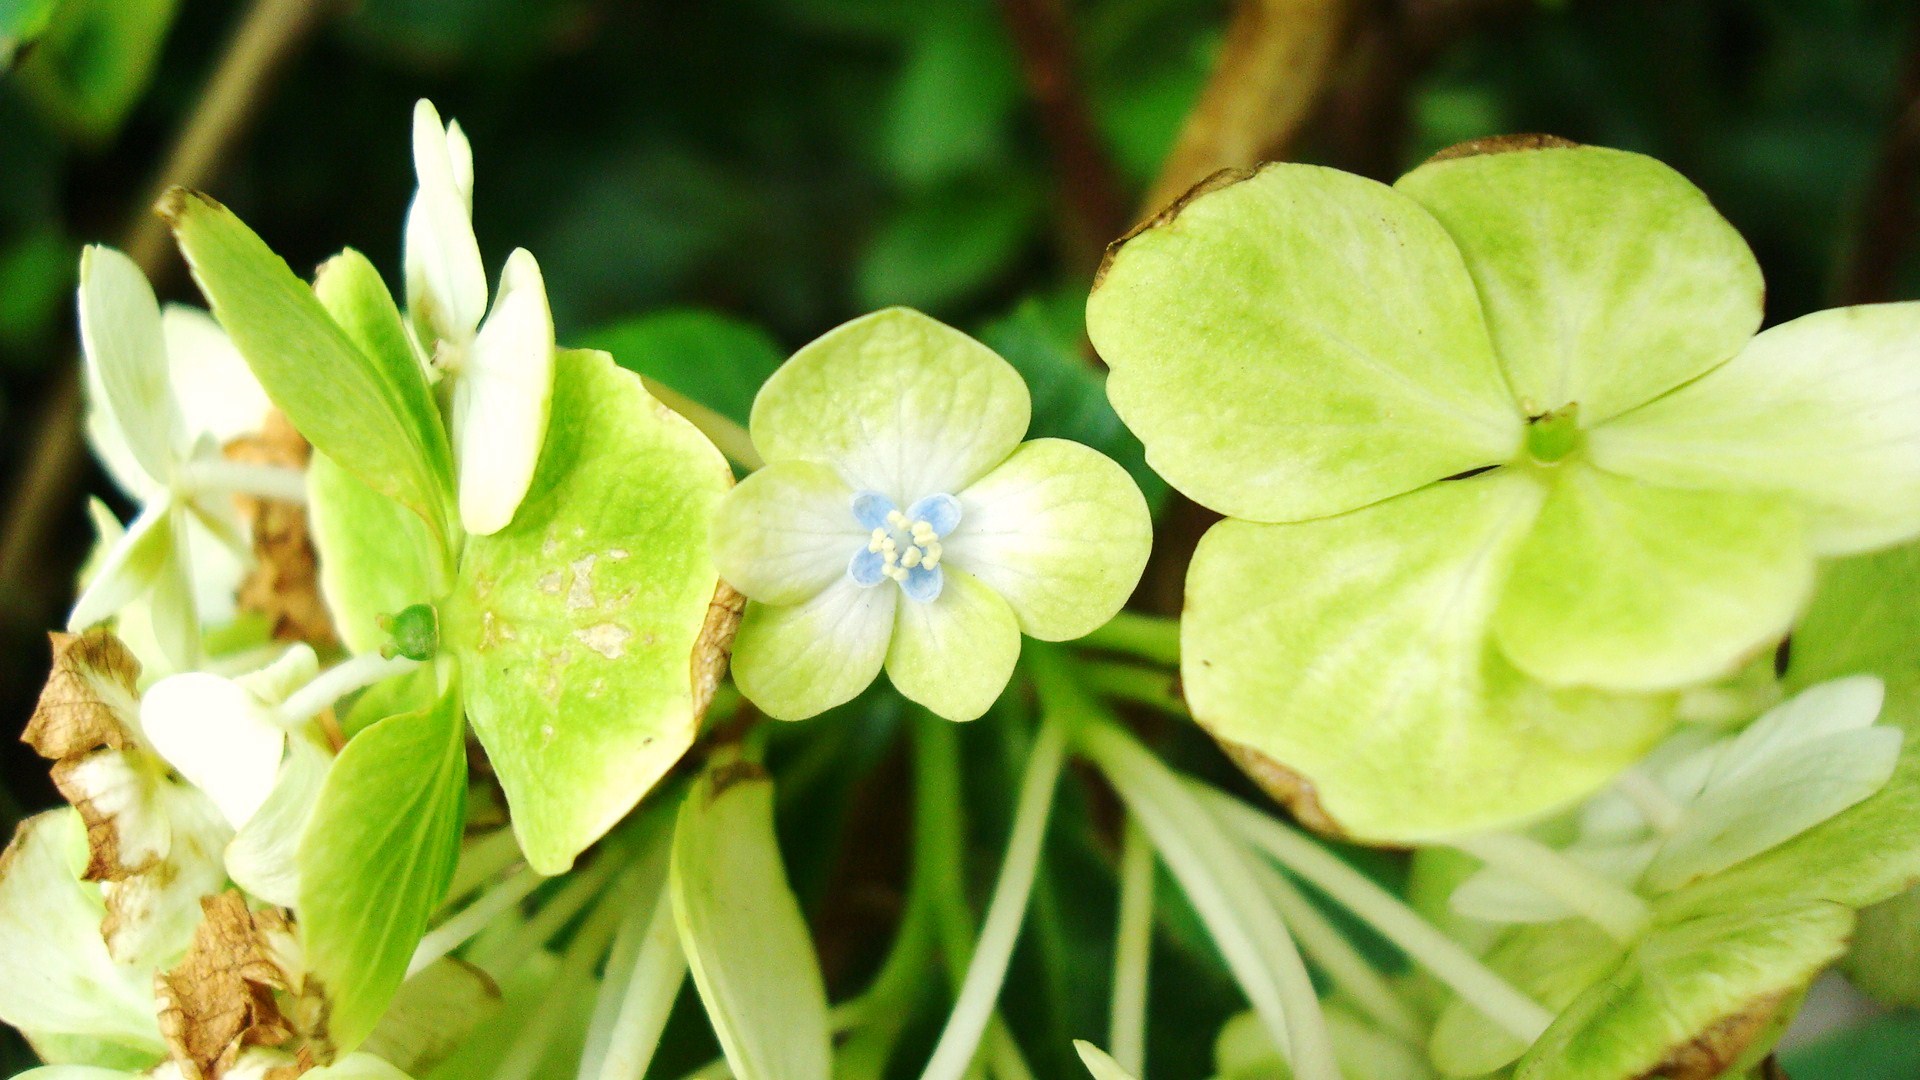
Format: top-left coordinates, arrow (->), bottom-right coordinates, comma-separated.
847,491 -> 962,602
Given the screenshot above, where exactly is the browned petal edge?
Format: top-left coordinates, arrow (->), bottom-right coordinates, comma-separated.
25,630 -> 150,880
1212,732 -> 1352,841
1422,133 -> 1583,166
227,412 -> 339,651
1636,990 -> 1792,1080
1091,164 -> 1262,292
157,892 -> 305,1079
23,629 -> 142,760
690,580 -> 745,720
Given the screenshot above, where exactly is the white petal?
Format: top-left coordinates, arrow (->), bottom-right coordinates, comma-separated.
100,784 -> 229,969
140,673 -> 285,829
148,510 -> 202,673
67,499 -> 174,632
445,119 -> 474,207
236,643 -> 321,705
226,731 -> 330,909
1450,840 -> 1657,924
709,460 -> 867,605
1705,675 -> 1886,790
454,248 -> 555,535
406,99 -> 487,342
161,304 -> 272,444
730,580 -> 897,721
78,246 -> 184,485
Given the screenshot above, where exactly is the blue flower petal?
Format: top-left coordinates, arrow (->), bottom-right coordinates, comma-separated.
852,490 -> 897,530
848,546 -> 887,588
906,493 -> 962,537
902,563 -> 944,604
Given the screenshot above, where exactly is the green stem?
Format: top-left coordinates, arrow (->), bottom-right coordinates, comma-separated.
468,848 -> 625,978
1079,611 -> 1181,668
920,718 -> 1067,1080
1108,818 -> 1154,1077
1077,717 -> 1340,1080
1245,857 -> 1423,1044
578,872 -> 685,1080
1202,790 -> 1553,1044
443,828 -> 525,906
1079,659 -> 1187,718
410,863 -> 545,977
1446,833 -> 1651,943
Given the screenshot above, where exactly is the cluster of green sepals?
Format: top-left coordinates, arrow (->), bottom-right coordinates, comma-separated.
3,114 -> 1920,1080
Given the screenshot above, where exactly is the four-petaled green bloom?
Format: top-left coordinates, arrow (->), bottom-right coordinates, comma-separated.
1087,139 -> 1920,842
713,308 -> 1152,722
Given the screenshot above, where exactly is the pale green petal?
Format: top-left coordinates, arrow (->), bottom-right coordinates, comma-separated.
139,672 -> 285,829
454,248 -> 555,536
78,246 -> 183,486
730,580 -> 895,721
710,460 -> 864,605
1428,919 -> 1625,1076
1087,163 -> 1522,523
226,730 -> 332,908
1492,464 -> 1813,692
308,452 -> 439,656
944,438 -> 1151,640
1589,303 -> 1920,555
1514,901 -> 1846,1080
750,308 -> 1030,500
885,567 -> 1020,721
67,499 -> 173,633
160,304 -> 271,444
1396,143 -> 1763,423
1183,470 -> 1672,843
0,811 -> 163,1053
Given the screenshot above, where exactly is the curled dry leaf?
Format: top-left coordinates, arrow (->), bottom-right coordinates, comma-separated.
227,412 -> 337,650
691,580 -> 745,719
1640,990 -> 1791,1080
157,891 -> 327,1079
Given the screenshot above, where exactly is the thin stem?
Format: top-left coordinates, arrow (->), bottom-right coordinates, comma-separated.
1078,718 -> 1340,1080
920,719 -> 1067,1080
444,828 -> 526,907
1079,612 -> 1181,668
1246,857 -> 1424,1044
409,863 -> 545,977
1202,790 -> 1553,1044
1613,769 -> 1685,835
1079,660 -> 1187,718
490,864 -> 643,1080
468,850 -> 625,978
580,875 -> 686,1080
1446,833 -> 1651,943
1108,818 -> 1154,1077
178,459 -> 310,504
278,652 -> 421,726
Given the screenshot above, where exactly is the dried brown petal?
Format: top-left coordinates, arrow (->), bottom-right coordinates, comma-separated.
157,892 -> 300,1079
1639,990 -> 1791,1080
1422,132 -> 1582,165
226,413 -> 336,650
1215,734 -> 1351,840
23,630 -> 142,761
691,580 -> 745,719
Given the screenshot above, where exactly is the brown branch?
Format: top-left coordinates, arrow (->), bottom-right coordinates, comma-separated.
996,0 -> 1130,272
1837,11 -> 1920,306
0,0 -> 335,623
1139,0 -> 1357,216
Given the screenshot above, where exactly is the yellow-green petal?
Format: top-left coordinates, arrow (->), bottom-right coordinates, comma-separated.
1087,163 -> 1522,524
750,308 -> 1030,501
1183,470 -> 1672,842
710,460 -> 863,606
885,567 -> 1019,722
1590,302 -> 1920,556
1493,463 -> 1813,693
1396,143 -> 1763,424
945,438 -> 1151,641
730,581 -> 896,721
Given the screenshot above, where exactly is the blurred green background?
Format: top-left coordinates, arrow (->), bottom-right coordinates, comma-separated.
1,0 -> 1917,1075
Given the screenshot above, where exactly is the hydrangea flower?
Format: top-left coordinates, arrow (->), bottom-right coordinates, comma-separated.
1086,138 -> 1920,841
711,308 -> 1152,721
403,98 -> 556,536
69,247 -> 303,671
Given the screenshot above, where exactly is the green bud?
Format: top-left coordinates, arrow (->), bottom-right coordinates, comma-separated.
382,603 -> 440,661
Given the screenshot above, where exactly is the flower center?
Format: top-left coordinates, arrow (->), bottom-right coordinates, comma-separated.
1525,402 -> 1583,464
847,491 -> 962,603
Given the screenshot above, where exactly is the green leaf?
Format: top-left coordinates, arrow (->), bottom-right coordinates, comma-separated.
161,192 -> 453,541
1395,142 -> 1763,425
1842,885 -> 1920,1007
297,684 -> 467,1057
671,765 -> 832,1080
0,0 -> 61,68
582,308 -> 784,428
446,348 -> 733,874
1087,162 -> 1523,524
883,0 -> 1020,185
855,178 -> 1040,313
976,294 -> 1167,513
1780,1012 -> 1920,1080
11,0 -> 181,139
1492,462 -> 1812,692
1182,470 -> 1671,842
307,453 -> 440,656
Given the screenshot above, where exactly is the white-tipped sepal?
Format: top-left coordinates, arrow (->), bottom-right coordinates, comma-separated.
453,247 -> 555,535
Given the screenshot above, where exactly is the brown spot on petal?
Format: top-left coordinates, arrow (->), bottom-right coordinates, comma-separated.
157,892 -> 298,1079
1093,165 -> 1260,292
227,413 -> 337,651
691,581 -> 744,720
1636,990 -> 1790,1080
1214,733 -> 1351,840
1422,133 -> 1582,165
